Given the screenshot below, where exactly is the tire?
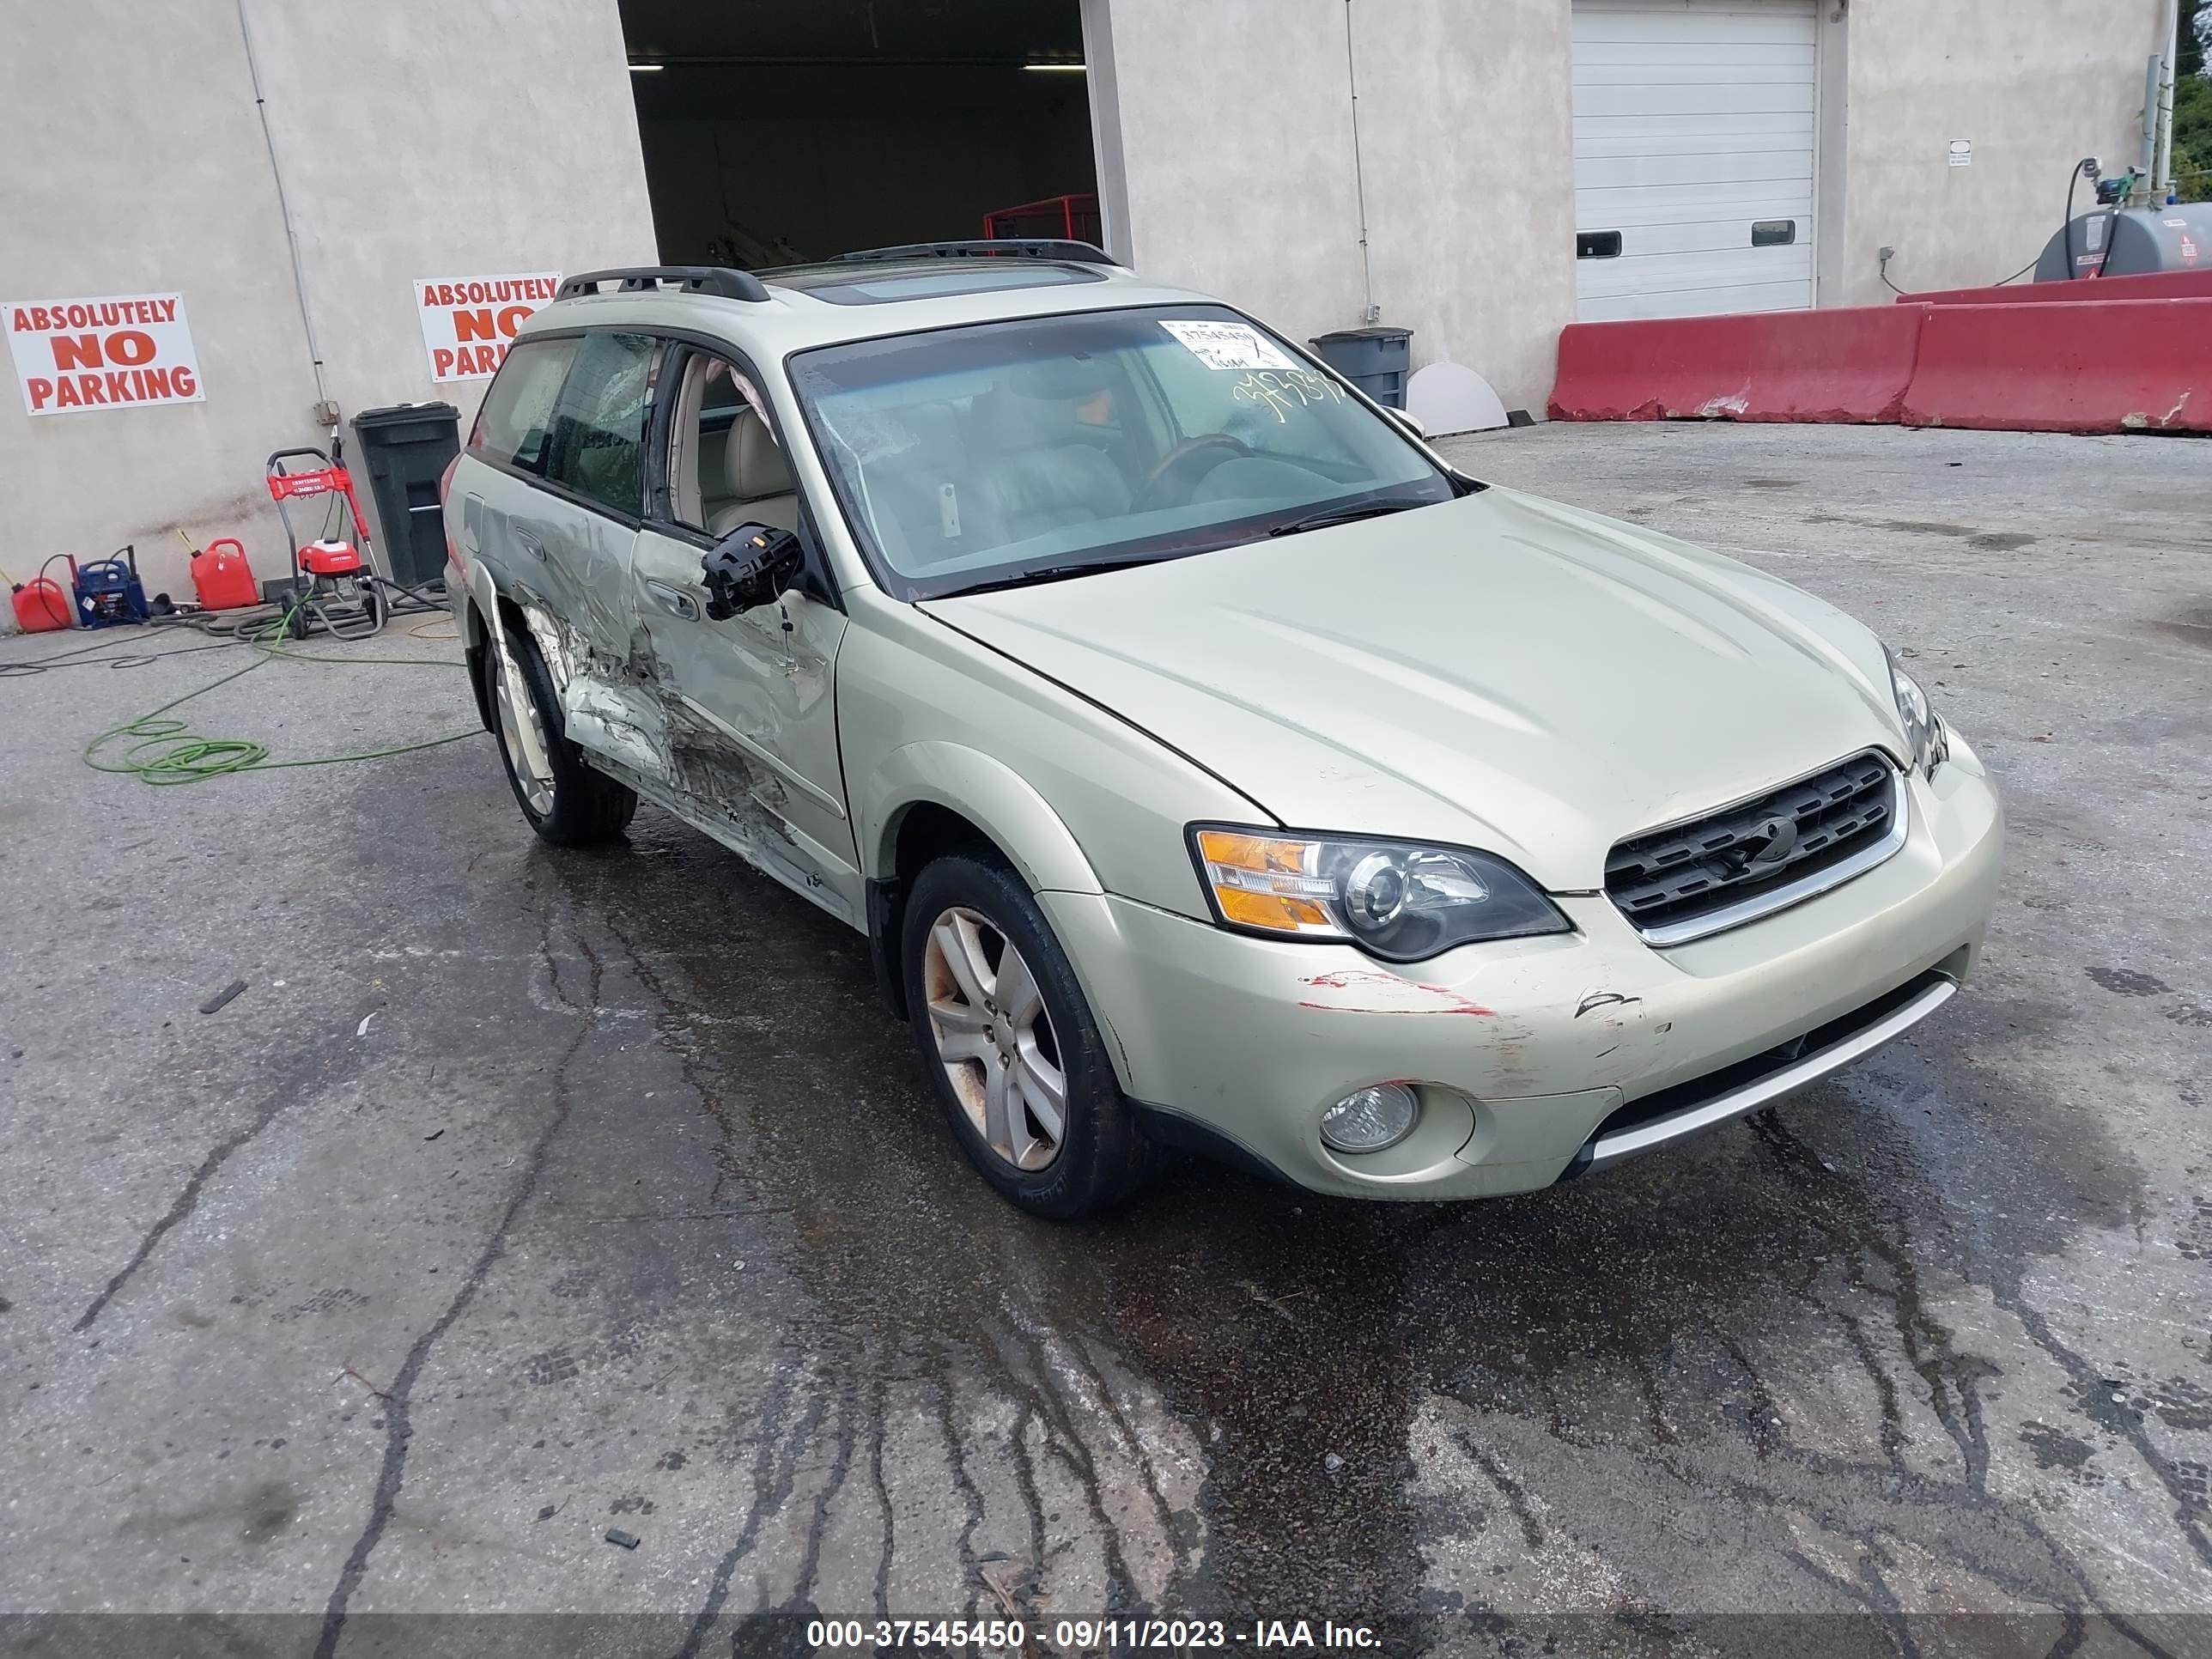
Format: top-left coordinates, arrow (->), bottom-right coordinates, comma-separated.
902,854 -> 1152,1219
484,619 -> 638,847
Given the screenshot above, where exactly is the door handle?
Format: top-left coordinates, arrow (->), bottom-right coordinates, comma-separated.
645,580 -> 700,621
513,528 -> 547,561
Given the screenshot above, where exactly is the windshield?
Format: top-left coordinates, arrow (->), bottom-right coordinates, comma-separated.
787,304 -> 1456,599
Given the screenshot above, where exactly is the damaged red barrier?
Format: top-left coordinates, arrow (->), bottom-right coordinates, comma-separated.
1899,298 -> 2212,434
1549,304 -> 1929,425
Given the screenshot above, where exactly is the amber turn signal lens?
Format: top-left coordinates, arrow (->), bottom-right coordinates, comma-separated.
1194,830 -> 1338,938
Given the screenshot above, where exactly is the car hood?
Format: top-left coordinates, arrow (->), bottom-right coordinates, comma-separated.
920,487 -> 1908,890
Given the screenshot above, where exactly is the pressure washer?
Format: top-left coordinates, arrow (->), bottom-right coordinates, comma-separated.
265,447 -> 386,641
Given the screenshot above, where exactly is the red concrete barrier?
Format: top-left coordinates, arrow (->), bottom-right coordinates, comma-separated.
1549,304 -> 1929,424
1899,298 -> 2212,434
1905,270 -> 2212,306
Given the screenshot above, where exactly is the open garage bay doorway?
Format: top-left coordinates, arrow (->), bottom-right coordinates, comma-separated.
621,0 -> 1102,269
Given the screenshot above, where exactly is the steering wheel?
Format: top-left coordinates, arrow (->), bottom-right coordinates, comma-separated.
1137,434 -> 1253,509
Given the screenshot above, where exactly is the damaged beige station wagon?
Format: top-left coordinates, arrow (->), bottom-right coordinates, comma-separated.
444,243 -> 2002,1219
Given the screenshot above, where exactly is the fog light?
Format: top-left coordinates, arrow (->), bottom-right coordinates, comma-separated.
1319,1083 -> 1419,1154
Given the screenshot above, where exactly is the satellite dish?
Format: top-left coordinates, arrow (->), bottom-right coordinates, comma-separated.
1406,361 -> 1510,435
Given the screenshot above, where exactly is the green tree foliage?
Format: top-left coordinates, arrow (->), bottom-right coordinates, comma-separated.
2179,0 -> 2209,198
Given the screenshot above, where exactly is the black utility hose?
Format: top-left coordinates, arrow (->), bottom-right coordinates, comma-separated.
2064,158 -> 2098,282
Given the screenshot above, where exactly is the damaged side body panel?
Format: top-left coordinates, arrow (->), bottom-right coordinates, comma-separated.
469,499 -> 860,923
519,599 -> 671,778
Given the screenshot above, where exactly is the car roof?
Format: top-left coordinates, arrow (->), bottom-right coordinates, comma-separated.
514,258 -> 1230,362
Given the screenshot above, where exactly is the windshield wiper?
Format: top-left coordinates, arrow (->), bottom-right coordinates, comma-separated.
947,555 -> 1168,598
1265,496 -> 1437,538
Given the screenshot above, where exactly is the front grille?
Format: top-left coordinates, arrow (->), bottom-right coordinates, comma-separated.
1607,751 -> 1902,944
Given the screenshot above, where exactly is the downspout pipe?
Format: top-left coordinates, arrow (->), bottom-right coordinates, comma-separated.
1343,0 -> 1378,324
2141,53 -> 2161,193
235,0 -> 331,409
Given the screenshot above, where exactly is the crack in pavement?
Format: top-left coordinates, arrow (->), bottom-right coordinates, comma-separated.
74,1055 -> 346,1334
311,908 -> 601,1659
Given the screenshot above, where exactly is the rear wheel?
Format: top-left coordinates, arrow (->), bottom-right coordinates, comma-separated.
902,854 -> 1151,1218
485,619 -> 637,846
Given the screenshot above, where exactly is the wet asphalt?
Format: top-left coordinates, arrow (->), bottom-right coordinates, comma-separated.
1,423 -> 2208,1656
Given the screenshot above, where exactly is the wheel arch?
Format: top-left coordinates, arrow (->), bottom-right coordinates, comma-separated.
858,744 -> 1104,1020
863,744 -> 1103,895
460,556 -> 555,736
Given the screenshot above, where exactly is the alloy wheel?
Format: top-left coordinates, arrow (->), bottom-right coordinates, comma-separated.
493,647 -> 556,815
922,906 -> 1067,1172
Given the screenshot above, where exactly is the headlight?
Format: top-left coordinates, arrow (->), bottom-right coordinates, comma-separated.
1887,649 -> 1949,776
1188,827 -> 1569,961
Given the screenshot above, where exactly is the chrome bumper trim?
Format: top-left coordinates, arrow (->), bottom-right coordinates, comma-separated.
1581,974 -> 1958,1171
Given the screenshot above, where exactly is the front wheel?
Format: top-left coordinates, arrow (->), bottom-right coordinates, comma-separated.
902,854 -> 1151,1218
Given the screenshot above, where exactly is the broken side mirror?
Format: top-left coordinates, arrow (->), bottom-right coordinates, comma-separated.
702,523 -> 802,620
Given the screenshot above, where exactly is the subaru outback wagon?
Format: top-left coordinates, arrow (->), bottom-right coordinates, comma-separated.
443,241 -> 2002,1218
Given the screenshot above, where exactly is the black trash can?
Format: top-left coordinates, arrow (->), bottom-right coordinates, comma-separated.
350,401 -> 461,592
1308,325 -> 1413,410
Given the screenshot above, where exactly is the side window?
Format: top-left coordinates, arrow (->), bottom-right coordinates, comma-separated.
542,331 -> 659,518
468,337 -> 578,476
666,350 -> 788,535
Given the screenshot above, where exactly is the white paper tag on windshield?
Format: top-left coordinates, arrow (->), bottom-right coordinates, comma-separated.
1160,319 -> 1297,372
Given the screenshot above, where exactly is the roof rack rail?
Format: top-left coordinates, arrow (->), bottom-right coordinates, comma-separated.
833,239 -> 1117,267
556,265 -> 771,303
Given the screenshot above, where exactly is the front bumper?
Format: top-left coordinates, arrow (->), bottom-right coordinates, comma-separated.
1045,738 -> 2002,1200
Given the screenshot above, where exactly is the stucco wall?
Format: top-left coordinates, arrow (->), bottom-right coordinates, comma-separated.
0,0 -> 654,618
1099,0 -> 2156,401
1097,0 -> 1575,415
1098,0 -> 1372,349
1834,0 -> 2160,304
1353,0 -> 1577,415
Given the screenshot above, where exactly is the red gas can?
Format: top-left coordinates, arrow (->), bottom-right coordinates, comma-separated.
191,538 -> 260,611
11,575 -> 73,632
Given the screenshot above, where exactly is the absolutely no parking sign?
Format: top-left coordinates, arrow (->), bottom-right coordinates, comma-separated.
414,272 -> 560,381
6,292 -> 204,416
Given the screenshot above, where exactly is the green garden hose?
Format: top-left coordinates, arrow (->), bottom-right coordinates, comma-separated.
80,600 -> 482,787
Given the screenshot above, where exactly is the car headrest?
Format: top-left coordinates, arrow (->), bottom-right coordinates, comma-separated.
1008,356 -> 1113,401
726,408 -> 793,501
970,378 -> 1107,457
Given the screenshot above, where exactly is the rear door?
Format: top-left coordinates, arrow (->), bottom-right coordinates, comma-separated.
454,334 -> 576,605
525,330 -> 671,778
1571,0 -> 1819,322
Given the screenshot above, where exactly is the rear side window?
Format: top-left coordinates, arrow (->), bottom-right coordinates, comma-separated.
468,337 -> 577,475
543,331 -> 659,518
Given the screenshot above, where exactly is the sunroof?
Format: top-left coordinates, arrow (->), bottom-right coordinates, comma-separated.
768,263 -> 1105,306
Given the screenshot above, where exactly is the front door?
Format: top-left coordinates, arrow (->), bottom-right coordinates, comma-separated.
629,348 -> 859,921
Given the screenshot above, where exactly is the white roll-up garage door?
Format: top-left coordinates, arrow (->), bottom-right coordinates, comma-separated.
1571,0 -> 1819,322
